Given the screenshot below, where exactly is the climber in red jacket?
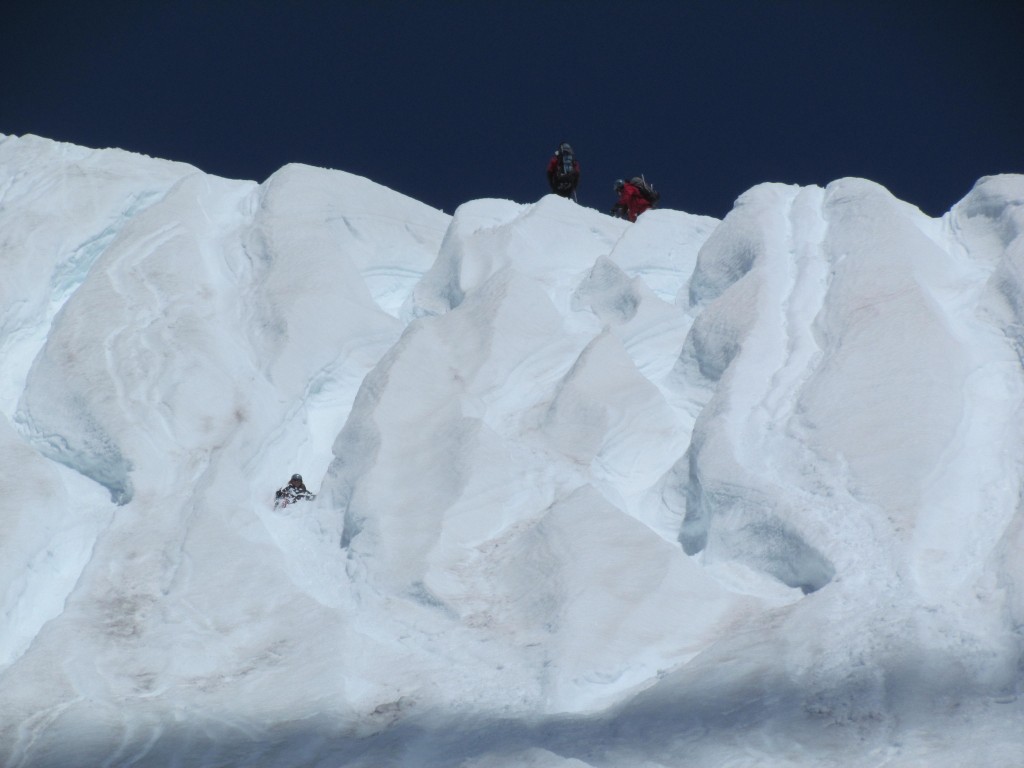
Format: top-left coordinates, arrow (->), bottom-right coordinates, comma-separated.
610,179 -> 652,222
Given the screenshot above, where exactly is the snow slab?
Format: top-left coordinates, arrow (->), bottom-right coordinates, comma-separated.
1,135 -> 1022,767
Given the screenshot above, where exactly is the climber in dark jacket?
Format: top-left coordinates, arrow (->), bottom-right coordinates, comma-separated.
547,142 -> 580,199
274,473 -> 315,508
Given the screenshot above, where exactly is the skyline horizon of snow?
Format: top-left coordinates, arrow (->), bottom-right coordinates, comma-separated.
1,133 -> 1023,767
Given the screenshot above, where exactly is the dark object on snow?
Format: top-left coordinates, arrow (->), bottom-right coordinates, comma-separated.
274,473 -> 316,508
611,176 -> 658,222
547,142 -> 580,200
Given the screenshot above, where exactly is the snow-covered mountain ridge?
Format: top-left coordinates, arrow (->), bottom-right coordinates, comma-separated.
1,133 -> 1023,767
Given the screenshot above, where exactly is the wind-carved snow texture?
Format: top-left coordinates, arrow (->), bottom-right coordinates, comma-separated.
1,133 -> 1023,767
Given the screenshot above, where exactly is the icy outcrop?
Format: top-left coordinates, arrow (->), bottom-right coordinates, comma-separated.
1,134 -> 1023,767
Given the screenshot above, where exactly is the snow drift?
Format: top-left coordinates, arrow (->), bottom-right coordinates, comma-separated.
1,133 -> 1022,767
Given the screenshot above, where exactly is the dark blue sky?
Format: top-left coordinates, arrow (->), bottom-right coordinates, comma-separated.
4,1 -> 1021,218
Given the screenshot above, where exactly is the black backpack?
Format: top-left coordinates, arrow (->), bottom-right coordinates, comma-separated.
556,144 -> 577,185
630,176 -> 660,205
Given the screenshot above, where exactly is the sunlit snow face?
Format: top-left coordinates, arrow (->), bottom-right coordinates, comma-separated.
4,133 -> 1023,768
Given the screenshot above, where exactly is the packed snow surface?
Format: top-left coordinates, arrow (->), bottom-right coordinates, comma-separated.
1,133 -> 1023,767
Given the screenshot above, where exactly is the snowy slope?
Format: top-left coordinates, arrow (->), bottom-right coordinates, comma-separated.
0,133 -> 1022,767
